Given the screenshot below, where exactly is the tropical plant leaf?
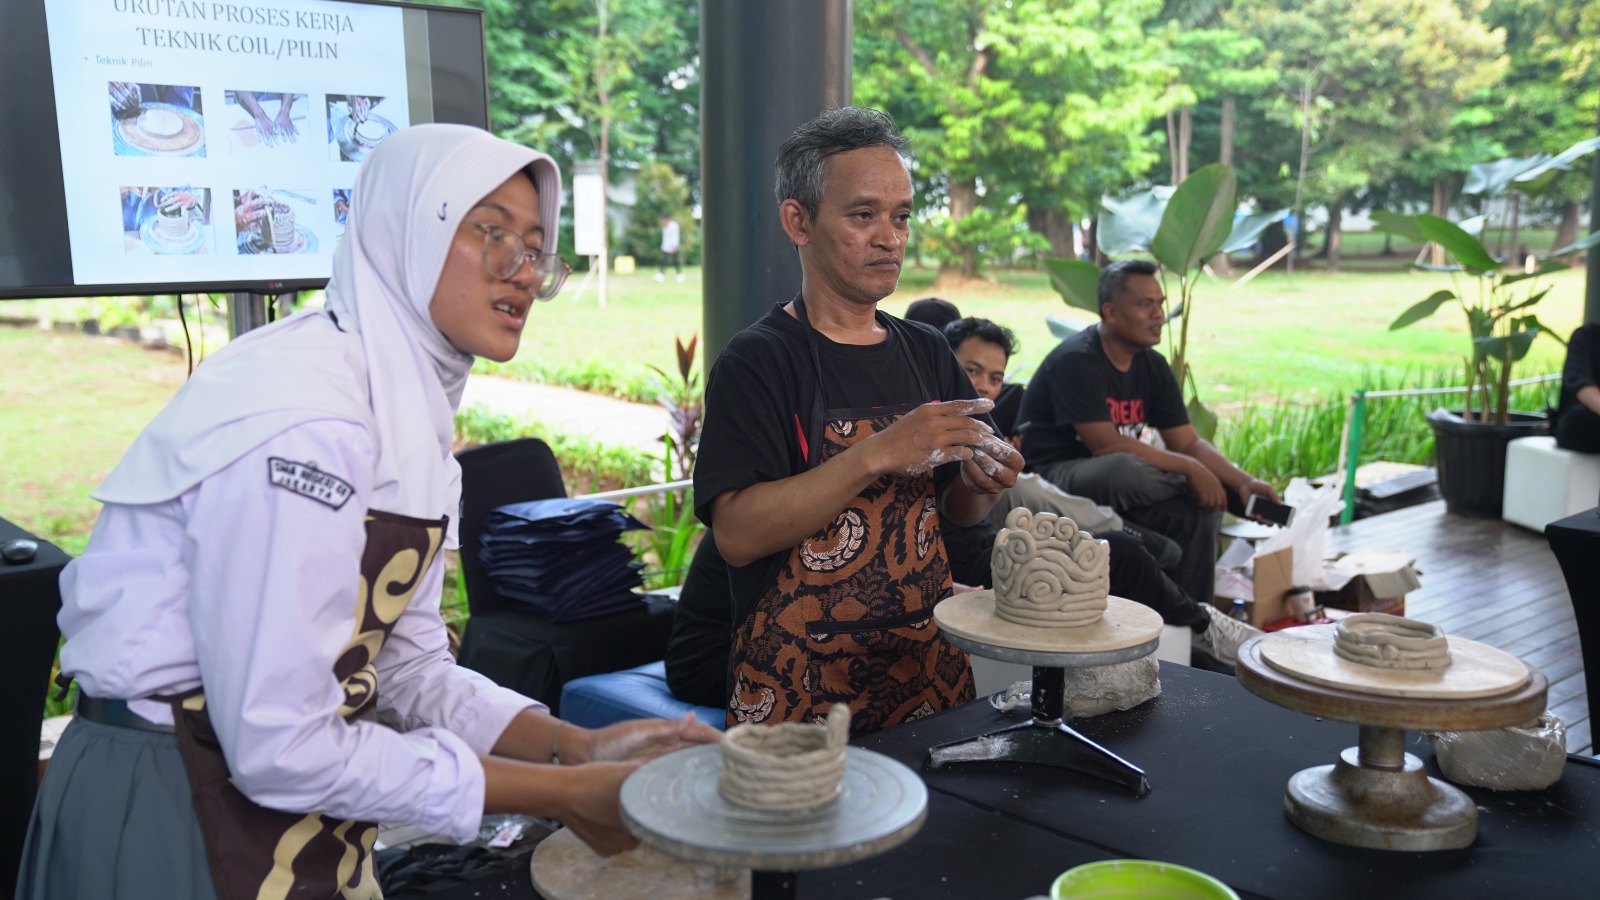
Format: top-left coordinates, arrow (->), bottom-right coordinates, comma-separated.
1502,287 -> 1552,315
1168,302 -> 1184,321
1463,155 -> 1541,197
1500,268 -> 1552,285
1044,258 -> 1102,313
1218,208 -> 1289,254
1523,315 -> 1568,348
1371,211 -> 1425,243
1388,290 -> 1454,330
1540,228 -> 1600,260
1045,315 -> 1083,340
1513,135 -> 1600,195
1097,185 -> 1174,256
1152,164 -> 1238,275
1186,394 -> 1218,443
1414,214 -> 1500,273
1476,329 -> 1539,364
1467,307 -> 1493,341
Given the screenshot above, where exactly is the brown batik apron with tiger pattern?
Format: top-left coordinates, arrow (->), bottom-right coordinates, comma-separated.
727,299 -> 973,738
166,510 -> 446,900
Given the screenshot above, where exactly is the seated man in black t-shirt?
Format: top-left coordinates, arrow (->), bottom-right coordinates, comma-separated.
1019,260 -> 1279,608
1556,323 -> 1600,453
939,316 -> 1179,569
938,316 -> 1257,666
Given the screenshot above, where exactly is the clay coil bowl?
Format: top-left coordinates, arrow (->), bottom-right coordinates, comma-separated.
718,721 -> 846,812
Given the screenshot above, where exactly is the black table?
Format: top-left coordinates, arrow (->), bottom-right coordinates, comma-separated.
408,664 -> 1600,900
1547,507 -> 1600,724
0,517 -> 69,894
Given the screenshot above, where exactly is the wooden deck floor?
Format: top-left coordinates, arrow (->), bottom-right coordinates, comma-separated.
1321,499 -> 1590,755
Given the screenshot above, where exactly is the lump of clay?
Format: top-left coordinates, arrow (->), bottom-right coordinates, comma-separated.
1334,613 -> 1452,670
990,507 -> 1108,628
718,703 -> 849,812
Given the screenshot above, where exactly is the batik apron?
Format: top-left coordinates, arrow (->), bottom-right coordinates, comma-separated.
727,300 -> 973,737
166,510 -> 446,900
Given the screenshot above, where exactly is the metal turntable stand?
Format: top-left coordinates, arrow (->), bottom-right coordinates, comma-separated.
620,744 -> 926,900
929,591 -> 1164,797
1236,626 -> 1548,851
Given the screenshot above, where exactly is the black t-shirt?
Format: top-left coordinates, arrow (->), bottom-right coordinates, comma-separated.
1560,324 -> 1600,419
1019,324 -> 1187,467
693,300 -> 981,621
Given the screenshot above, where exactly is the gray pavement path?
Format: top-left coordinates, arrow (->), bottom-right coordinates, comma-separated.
459,374 -> 670,458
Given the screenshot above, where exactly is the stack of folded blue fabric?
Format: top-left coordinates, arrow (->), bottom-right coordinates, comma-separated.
479,497 -> 649,622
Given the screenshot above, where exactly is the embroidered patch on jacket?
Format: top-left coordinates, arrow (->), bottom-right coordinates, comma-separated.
268,458 -> 354,509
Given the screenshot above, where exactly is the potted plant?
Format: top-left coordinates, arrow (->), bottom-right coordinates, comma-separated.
1374,211 -> 1597,517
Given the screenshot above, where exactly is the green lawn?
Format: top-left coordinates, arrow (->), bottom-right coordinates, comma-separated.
0,328 -> 189,554
500,253 -> 1580,408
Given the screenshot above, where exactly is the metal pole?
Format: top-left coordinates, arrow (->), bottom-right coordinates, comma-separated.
700,0 -> 852,362
1586,105 -> 1600,325
1340,390 -> 1366,526
227,292 -> 270,338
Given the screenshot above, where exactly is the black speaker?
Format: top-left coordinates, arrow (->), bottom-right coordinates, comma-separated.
0,517 -> 67,893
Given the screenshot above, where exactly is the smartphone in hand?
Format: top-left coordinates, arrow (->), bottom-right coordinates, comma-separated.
1245,493 -> 1295,527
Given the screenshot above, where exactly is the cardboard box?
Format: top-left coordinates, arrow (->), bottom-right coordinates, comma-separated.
1249,546 -> 1294,627
1212,544 -> 1295,627
1314,550 -> 1421,616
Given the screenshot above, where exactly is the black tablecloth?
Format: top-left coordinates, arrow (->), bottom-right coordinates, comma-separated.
1547,507 -> 1600,724
831,665 -> 1600,900
414,664 -> 1600,900
0,517 -> 69,894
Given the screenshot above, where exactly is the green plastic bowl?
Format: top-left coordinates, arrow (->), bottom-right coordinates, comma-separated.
1051,859 -> 1239,899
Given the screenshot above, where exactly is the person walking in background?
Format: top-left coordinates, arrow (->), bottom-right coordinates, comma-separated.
656,213 -> 683,282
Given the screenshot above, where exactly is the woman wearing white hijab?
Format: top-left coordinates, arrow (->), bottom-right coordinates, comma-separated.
20,124 -> 717,900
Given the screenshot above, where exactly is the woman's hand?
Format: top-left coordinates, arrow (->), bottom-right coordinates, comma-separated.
565,713 -> 721,765
553,761 -> 642,856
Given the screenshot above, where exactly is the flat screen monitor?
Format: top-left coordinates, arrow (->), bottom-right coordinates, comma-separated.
0,0 -> 489,300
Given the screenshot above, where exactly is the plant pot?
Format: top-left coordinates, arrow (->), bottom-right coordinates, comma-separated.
1426,408 -> 1550,518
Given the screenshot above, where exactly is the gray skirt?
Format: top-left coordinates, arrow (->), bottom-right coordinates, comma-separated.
18,716 -> 218,900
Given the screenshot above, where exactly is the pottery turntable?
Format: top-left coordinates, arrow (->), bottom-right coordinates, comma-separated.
929,589 -> 1162,795
533,709 -> 925,900
1236,618 -> 1547,850
334,113 -> 396,162
114,103 -> 204,156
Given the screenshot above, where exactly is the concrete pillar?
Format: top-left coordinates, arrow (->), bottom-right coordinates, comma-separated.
700,0 -> 852,361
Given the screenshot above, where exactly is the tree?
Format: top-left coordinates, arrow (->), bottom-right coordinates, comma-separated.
441,0 -> 700,261
855,0 -> 1183,281
1153,0 -> 1276,186
622,161 -> 696,265
1473,0 -> 1599,253
1227,0 -> 1506,271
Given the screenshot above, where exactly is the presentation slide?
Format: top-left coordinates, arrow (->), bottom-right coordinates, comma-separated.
42,0 -> 411,287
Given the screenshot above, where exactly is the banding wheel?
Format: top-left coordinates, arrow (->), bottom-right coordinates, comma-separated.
1237,626 -> 1548,851
929,591 -> 1163,797
619,744 -> 926,900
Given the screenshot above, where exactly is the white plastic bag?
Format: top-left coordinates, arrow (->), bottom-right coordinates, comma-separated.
1428,712 -> 1567,791
1252,477 -> 1346,590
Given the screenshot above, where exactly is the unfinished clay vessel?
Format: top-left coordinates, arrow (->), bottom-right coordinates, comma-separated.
718,703 -> 849,812
990,508 -> 1109,628
1334,613 -> 1452,670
